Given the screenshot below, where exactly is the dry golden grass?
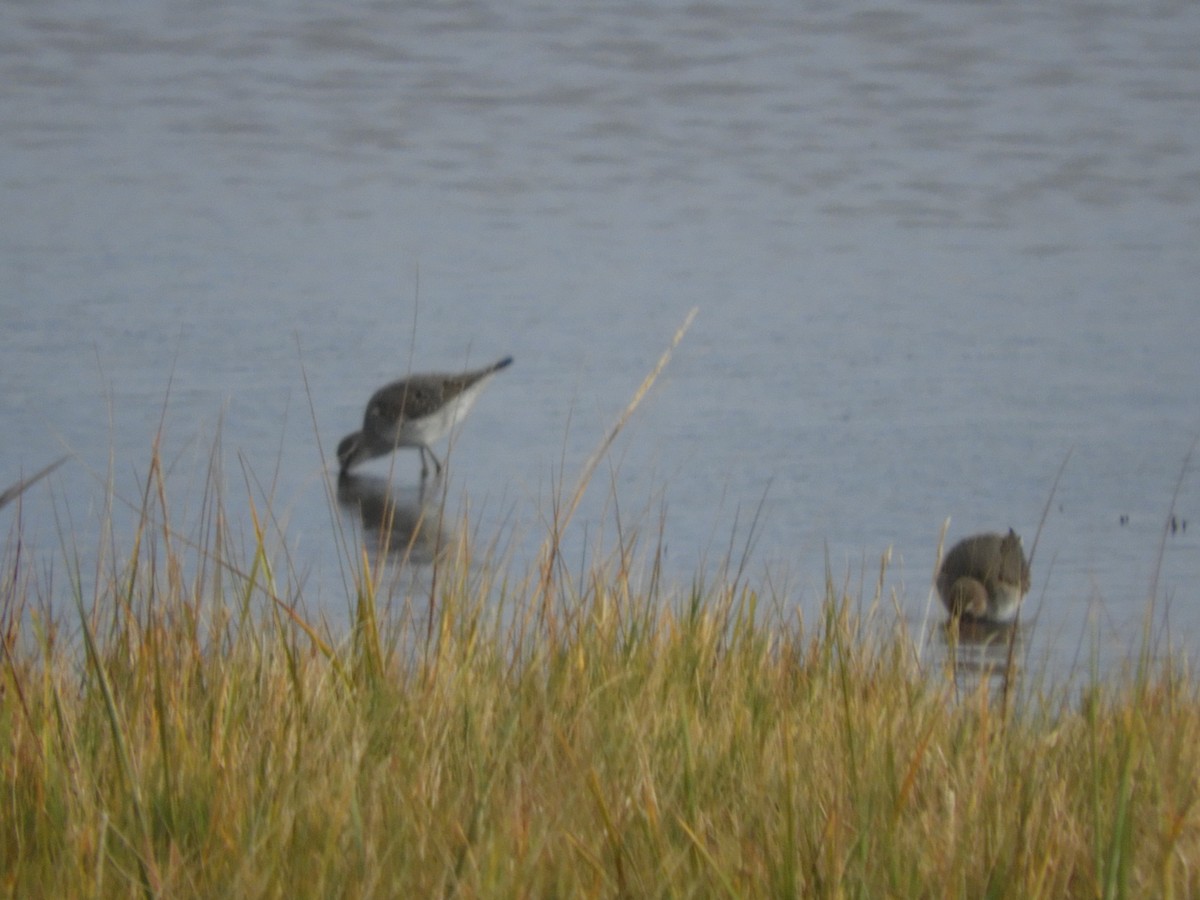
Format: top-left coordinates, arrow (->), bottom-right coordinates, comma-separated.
3,464 -> 1199,899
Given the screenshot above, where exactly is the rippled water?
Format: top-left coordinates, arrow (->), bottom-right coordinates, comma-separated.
3,0 -> 1199,678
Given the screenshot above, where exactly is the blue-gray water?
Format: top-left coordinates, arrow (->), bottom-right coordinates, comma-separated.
3,0 -> 1198,680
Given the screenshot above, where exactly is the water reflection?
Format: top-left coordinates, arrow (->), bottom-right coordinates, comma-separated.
336,472 -> 450,567
935,618 -> 1026,695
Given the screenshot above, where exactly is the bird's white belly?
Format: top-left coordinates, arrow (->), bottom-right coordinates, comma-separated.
393,389 -> 481,447
987,582 -> 1025,623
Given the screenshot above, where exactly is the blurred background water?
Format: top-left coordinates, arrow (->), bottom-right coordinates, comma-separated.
2,0 -> 1198,680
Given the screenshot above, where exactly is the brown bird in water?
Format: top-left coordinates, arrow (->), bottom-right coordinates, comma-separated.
936,529 -> 1031,624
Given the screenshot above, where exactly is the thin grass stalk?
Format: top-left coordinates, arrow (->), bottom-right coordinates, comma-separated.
829,580 -> 861,799
424,479 -> 454,679
0,456 -> 69,512
776,721 -> 799,896
147,613 -> 178,841
586,766 -> 632,897
355,545 -> 384,686
72,588 -> 157,898
1,541 -> 43,766
1100,703 -> 1137,900
238,488 -> 349,689
536,307 -> 697,625
674,814 -> 739,899
446,703 -> 522,898
1142,438 -> 1197,686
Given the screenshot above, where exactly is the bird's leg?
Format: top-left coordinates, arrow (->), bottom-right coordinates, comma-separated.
418,446 -> 443,480
425,446 -> 443,478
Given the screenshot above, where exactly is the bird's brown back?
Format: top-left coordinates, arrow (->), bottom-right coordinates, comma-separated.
937,528 -> 1030,598
365,360 -> 509,425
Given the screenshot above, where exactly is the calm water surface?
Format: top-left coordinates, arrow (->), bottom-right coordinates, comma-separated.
3,0 -> 1199,680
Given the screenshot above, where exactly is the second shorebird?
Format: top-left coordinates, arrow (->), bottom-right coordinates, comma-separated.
337,356 -> 513,479
936,529 -> 1031,624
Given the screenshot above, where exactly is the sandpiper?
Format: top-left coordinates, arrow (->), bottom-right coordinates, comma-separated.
936,528 -> 1031,624
337,356 -> 513,479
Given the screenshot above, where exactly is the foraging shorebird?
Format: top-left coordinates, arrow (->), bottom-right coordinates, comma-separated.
936,529 -> 1031,624
336,356 -> 513,479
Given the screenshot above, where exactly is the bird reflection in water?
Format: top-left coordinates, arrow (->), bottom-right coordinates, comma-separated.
336,471 -> 449,566
936,615 -> 1027,697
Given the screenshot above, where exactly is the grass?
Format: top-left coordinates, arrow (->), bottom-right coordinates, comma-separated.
4,459 -> 1200,898
3,327 -> 1199,897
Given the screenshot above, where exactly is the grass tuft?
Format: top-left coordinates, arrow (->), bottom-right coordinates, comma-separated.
3,474 -> 1200,897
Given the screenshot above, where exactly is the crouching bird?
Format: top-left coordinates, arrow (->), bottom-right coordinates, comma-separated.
337,356 -> 513,479
936,529 -> 1031,624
